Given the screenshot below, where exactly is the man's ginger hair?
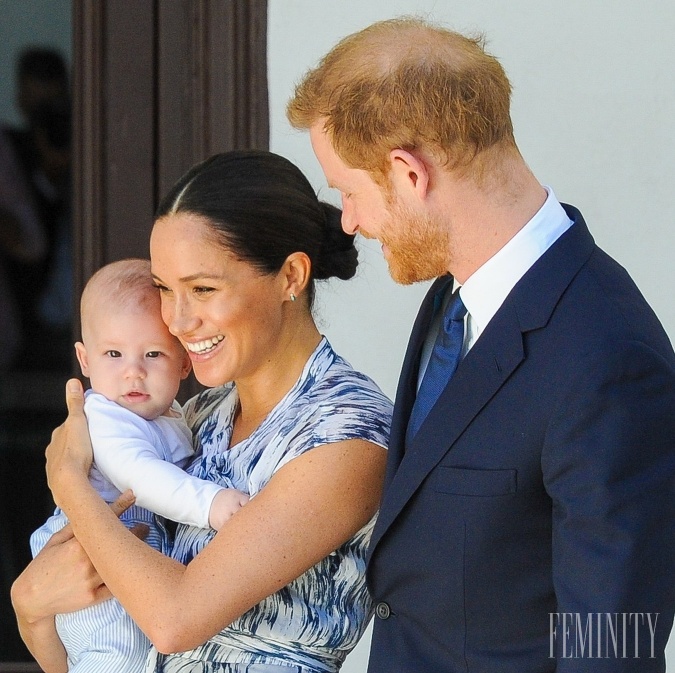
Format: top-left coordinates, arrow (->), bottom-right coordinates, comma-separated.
287,16 -> 517,182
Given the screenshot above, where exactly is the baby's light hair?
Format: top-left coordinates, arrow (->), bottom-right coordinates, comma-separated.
80,259 -> 160,340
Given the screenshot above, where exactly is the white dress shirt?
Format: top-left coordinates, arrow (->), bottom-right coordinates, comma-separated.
418,187 -> 573,387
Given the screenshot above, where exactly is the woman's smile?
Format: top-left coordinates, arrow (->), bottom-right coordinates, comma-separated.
184,334 -> 224,355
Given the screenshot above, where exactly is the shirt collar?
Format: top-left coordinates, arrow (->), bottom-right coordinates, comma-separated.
457,187 -> 573,336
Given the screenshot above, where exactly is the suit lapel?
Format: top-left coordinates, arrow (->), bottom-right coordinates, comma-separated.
370,206 -> 596,553
384,276 -> 451,488
372,303 -> 526,546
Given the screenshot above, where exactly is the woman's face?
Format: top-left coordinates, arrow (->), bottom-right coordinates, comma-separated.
149,212 -> 285,388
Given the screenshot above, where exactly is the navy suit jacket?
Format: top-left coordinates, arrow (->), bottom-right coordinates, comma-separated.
366,206 -> 675,672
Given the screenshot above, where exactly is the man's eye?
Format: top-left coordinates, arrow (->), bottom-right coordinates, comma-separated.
105,350 -> 121,358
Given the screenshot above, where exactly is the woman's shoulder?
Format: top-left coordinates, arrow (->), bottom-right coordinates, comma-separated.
312,342 -> 393,409
286,341 -> 393,450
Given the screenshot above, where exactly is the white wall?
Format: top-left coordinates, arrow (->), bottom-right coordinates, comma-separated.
268,1 -> 675,672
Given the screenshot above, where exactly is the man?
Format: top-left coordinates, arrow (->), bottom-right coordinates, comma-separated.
288,17 -> 675,673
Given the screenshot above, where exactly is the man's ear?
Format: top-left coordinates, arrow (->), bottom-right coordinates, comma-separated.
388,148 -> 430,201
74,341 -> 90,377
180,350 -> 192,380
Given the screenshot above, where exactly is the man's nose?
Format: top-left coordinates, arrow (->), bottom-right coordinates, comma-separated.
341,198 -> 358,235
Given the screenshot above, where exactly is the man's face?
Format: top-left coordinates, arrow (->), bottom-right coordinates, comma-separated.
309,123 -> 390,239
309,123 -> 450,284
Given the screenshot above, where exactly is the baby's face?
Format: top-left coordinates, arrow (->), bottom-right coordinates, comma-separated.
76,303 -> 191,420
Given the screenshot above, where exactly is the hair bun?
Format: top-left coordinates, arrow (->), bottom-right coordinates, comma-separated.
313,202 -> 358,280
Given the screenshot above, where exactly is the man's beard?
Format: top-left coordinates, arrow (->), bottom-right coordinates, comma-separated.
380,200 -> 451,285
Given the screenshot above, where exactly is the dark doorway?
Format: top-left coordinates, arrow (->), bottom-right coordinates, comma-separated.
1,1 -> 268,666
0,1 -> 73,665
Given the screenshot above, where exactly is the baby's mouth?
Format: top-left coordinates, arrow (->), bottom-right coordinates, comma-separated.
186,335 -> 224,354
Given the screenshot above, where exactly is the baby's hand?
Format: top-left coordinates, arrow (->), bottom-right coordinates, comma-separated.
208,488 -> 250,530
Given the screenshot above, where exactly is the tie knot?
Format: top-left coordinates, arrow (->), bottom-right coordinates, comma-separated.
444,291 -> 467,327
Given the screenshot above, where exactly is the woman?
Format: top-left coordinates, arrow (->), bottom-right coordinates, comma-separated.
12,150 -> 392,673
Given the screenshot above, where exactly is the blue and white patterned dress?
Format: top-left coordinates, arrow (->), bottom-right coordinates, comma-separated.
147,338 -> 392,673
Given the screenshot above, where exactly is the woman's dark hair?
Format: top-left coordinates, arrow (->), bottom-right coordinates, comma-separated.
155,150 -> 358,306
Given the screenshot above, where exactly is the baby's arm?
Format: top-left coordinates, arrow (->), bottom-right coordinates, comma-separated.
87,398 -> 231,528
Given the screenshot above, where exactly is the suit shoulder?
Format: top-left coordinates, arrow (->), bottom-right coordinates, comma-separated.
557,247 -> 674,362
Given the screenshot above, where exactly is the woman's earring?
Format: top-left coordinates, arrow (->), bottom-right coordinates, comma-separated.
290,293 -> 297,302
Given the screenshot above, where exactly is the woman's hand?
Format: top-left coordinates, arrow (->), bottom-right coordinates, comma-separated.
13,524 -> 111,622
12,491 -> 138,622
45,379 -> 94,508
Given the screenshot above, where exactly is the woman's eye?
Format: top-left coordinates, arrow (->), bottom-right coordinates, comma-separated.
153,282 -> 171,294
193,286 -> 215,295
105,350 -> 121,358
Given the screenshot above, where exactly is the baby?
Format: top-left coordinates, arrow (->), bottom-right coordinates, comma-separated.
30,258 -> 249,672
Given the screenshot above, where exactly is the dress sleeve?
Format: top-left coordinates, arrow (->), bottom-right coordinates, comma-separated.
86,395 -> 224,528
275,371 -> 392,473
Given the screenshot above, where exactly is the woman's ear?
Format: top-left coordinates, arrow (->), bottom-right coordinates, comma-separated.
281,251 -> 312,302
388,148 -> 430,202
74,342 -> 90,377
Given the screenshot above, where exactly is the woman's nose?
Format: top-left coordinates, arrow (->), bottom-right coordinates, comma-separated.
165,298 -> 200,337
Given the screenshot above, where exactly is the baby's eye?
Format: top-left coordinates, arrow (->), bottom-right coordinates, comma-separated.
105,350 -> 122,358
146,351 -> 163,359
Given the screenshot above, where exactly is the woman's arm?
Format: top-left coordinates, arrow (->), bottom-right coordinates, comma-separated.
14,612 -> 67,673
47,379 -> 387,654
12,526 -> 81,673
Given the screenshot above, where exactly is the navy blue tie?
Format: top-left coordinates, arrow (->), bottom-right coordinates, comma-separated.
407,289 -> 467,441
